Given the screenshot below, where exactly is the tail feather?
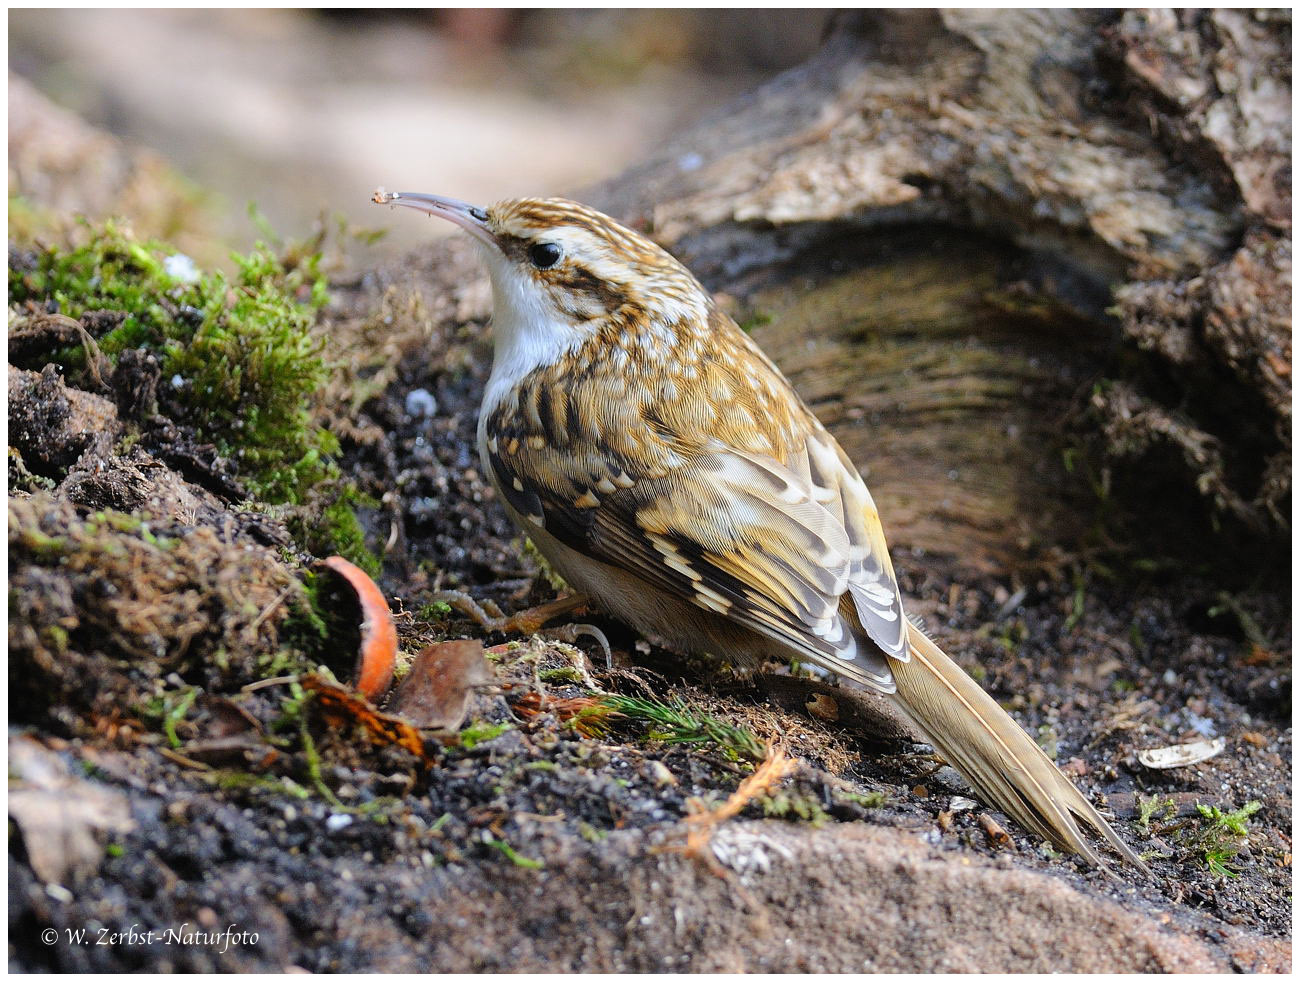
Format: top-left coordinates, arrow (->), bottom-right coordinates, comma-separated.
888,624 -> 1149,874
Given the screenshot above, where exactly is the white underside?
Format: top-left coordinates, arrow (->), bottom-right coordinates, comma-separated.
477,249 -> 589,428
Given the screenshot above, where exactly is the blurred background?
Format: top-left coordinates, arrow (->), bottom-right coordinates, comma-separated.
9,8 -> 832,256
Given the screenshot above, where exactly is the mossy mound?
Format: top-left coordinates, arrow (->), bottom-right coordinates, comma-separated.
8,493 -> 314,733
8,221 -> 375,571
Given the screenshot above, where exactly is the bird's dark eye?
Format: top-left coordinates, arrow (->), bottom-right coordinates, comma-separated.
528,242 -> 563,269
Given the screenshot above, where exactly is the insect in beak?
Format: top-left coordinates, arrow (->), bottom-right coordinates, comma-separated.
371,189 -> 499,251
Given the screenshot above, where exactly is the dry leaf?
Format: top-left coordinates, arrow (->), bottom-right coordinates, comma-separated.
9,735 -> 134,886
387,640 -> 492,731
301,673 -> 431,762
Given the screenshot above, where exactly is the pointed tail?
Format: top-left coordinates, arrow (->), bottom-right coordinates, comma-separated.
888,624 -> 1149,873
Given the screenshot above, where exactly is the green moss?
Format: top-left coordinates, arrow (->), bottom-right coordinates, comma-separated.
837,789 -> 886,809
13,526 -> 67,558
538,666 -> 586,684
1197,800 -> 1262,838
283,490 -> 380,576
458,721 -> 513,749
417,600 -> 453,621
1135,794 -> 1176,832
297,707 -> 345,809
281,569 -> 330,656
9,219 -> 377,566
138,686 -> 200,748
207,770 -> 312,800
14,223 -> 325,472
760,790 -> 827,825
1154,799 -> 1264,878
255,646 -> 315,680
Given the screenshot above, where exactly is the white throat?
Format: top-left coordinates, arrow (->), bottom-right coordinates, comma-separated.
477,256 -> 587,423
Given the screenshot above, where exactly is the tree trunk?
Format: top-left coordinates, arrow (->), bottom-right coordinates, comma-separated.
566,9 -> 1291,577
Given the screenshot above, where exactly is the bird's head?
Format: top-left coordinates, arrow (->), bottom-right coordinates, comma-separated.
374,191 -> 709,346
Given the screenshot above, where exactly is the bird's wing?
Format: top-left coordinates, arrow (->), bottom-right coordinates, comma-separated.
485,423 -> 907,692
787,427 -> 909,660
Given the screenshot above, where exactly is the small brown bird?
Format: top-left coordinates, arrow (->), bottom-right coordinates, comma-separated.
375,189 -> 1144,872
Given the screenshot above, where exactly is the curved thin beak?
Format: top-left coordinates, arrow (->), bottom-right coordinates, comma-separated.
371,189 -> 498,250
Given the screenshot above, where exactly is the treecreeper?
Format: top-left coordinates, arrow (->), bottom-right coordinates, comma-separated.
373,188 -> 1147,873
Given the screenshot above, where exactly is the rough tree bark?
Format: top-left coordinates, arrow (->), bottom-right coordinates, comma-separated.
556,9 -> 1289,575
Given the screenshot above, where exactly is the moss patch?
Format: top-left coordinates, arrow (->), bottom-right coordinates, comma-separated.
8,220 -> 376,570
8,493 -> 313,732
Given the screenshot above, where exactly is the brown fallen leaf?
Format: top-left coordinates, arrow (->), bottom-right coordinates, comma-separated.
319,556 -> 397,701
9,734 -> 134,886
387,640 -> 493,731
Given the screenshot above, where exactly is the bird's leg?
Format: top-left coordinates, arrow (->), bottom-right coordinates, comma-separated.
430,590 -> 612,667
431,589 -> 588,634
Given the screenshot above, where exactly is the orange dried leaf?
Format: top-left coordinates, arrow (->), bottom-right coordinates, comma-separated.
508,691 -> 610,736
509,691 -> 546,720
301,674 -> 430,762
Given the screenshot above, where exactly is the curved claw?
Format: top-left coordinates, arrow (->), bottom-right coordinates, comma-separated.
542,623 -> 613,670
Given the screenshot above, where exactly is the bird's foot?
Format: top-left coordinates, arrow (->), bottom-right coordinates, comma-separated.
430,590 -> 610,667
537,623 -> 612,670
